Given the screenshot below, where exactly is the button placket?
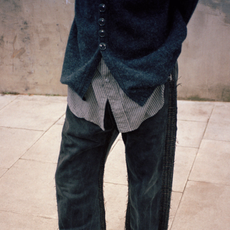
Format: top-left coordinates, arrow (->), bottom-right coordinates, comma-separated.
98,2 -> 107,51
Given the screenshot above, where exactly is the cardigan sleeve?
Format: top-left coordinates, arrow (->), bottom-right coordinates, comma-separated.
175,0 -> 199,24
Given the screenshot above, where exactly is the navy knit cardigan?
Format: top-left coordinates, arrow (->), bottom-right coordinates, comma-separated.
60,0 -> 198,106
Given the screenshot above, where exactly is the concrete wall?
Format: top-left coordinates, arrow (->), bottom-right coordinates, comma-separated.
0,0 -> 75,96
178,0 -> 230,101
0,0 -> 230,101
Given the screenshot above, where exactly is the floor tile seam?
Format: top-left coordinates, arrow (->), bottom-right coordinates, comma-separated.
177,100 -> 216,103
104,181 -> 128,186
36,214 -> 58,220
17,157 -> 58,165
55,123 -> 65,126
195,105 -> 214,147
184,136 -> 230,189
176,146 -> 200,194
0,97 -> 67,109
204,102 -> 216,123
201,102 -> 229,143
171,191 -> 183,195
15,94 -> 67,100
168,191 -> 184,230
0,125 -> 46,132
172,188 -> 184,194
0,95 -> 19,111
52,113 -> 66,126
172,144 -> 199,193
177,119 -> 208,123
176,144 -> 201,148
0,168 -> 9,179
177,101 -> 215,124
205,120 -> 230,126
186,179 -> 230,187
202,138 -> 230,144
177,100 -> 230,105
181,117 -> 213,187
0,158 -> 57,180
0,128 -> 46,172
176,118 -> 208,147
6,140 -> 58,171
175,144 -> 198,149
18,117 -> 65,161
0,209 -> 57,220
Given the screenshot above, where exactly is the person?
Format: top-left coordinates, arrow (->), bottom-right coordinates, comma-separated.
55,1 -> 198,229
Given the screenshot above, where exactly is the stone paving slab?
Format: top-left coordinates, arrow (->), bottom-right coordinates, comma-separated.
0,95 -> 230,230
172,146 -> 197,192
0,211 -> 58,230
22,124 -> 63,164
177,101 -> 214,122
0,159 -> 57,219
104,183 -> 127,230
0,95 -> 18,110
207,102 -> 230,123
204,102 -> 230,142
204,122 -> 230,142
56,114 -> 65,125
189,139 -> 230,185
171,181 -> 230,230
104,140 -> 127,186
0,95 -> 66,131
168,192 -> 182,229
0,168 -> 7,178
0,127 -> 43,168
176,120 -> 207,148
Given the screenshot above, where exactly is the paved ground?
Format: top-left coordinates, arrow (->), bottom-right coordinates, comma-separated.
0,94 -> 229,230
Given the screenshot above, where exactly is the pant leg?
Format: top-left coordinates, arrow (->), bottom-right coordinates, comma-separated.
158,63 -> 178,230
122,81 -> 170,230
55,105 -> 119,230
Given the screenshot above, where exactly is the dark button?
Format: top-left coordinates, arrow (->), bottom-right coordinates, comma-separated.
99,43 -> 106,51
98,29 -> 106,37
99,4 -> 106,12
98,18 -> 106,26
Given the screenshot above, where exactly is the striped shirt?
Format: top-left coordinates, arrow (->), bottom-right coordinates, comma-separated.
67,59 -> 165,133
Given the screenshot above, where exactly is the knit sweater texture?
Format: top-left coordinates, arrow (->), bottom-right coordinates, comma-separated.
60,0 -> 198,106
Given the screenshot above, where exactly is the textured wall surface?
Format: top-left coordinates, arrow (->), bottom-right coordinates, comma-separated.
178,1 -> 230,101
0,1 -> 230,101
0,0 -> 74,95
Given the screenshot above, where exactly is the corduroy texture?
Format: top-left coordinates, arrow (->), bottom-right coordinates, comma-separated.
60,0 -> 198,106
158,62 -> 178,230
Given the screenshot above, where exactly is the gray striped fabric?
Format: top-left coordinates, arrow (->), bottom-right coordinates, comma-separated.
67,59 -> 165,133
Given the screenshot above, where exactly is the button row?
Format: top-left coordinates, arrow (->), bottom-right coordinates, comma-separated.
99,3 -> 106,51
